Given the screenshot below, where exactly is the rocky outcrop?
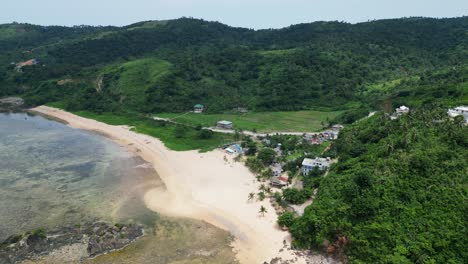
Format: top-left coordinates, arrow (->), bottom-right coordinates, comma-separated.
0,222 -> 144,264
0,97 -> 24,111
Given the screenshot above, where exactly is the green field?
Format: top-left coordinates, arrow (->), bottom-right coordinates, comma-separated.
73,111 -> 233,152
155,110 -> 342,132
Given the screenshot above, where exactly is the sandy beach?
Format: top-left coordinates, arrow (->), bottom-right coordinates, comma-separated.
31,106 -> 331,264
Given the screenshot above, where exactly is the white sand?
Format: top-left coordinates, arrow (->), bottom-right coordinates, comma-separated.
31,106 -> 328,264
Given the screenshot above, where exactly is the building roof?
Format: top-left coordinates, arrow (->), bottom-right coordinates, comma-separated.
454,106 -> 468,111
217,120 -> 232,125
225,147 -> 235,153
194,104 -> 204,108
396,105 -> 409,111
302,157 -> 330,167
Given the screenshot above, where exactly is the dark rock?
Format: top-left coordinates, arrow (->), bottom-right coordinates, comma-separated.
0,221 -> 144,264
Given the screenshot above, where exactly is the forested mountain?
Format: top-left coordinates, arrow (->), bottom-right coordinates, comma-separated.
0,17 -> 467,113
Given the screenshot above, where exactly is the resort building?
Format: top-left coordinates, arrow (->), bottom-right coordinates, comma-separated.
448,106 -> 468,123
193,104 -> 204,113
217,120 -> 233,129
302,157 -> 330,175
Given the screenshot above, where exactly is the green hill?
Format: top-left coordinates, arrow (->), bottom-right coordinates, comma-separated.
0,17 -> 467,113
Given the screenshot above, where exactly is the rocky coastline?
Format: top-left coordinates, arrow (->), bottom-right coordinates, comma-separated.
0,222 -> 144,264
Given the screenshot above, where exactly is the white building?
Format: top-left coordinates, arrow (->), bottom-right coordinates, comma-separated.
448,106 -> 468,123
396,105 -> 410,115
217,120 -> 233,129
302,157 -> 330,175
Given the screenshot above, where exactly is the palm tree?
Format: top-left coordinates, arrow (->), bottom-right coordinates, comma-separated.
258,191 -> 266,201
259,205 -> 267,216
259,184 -> 266,192
248,192 -> 255,201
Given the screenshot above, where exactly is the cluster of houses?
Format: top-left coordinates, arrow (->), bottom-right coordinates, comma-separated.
391,105 -> 467,124
303,125 -> 343,145
269,157 -> 332,188
193,104 -> 235,129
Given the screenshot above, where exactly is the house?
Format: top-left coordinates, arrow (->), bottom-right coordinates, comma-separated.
302,157 -> 330,175
217,120 -> 233,129
234,107 -> 248,113
448,106 -> 468,123
271,163 -> 283,176
225,147 -> 236,154
193,104 -> 204,113
270,176 -> 288,187
396,105 -> 410,115
331,124 -> 344,131
225,143 -> 243,154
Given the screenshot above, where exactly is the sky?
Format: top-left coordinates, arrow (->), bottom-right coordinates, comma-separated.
2,0 -> 467,29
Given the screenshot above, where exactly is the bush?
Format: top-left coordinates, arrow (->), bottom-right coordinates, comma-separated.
174,125 -> 187,138
198,129 -> 213,139
282,188 -> 312,204
277,211 -> 295,228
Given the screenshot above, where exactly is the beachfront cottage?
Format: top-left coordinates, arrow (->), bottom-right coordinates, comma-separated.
217,120 -> 233,129
302,157 -> 330,175
448,106 -> 468,123
193,104 -> 204,113
270,176 -> 288,187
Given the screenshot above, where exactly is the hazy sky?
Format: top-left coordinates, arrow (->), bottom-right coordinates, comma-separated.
2,0 -> 467,29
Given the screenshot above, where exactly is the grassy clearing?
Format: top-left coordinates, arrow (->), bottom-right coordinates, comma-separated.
74,111 -> 233,152
100,58 -> 171,107
155,110 -> 342,132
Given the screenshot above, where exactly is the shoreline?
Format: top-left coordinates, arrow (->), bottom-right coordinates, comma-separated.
31,106 -> 330,264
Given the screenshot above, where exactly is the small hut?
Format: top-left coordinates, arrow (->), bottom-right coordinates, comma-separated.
193,104 -> 204,113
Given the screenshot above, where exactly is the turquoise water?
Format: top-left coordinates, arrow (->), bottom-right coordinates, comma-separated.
0,112 -> 161,241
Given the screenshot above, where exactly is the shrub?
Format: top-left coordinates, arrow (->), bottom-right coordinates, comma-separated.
278,211 -> 296,228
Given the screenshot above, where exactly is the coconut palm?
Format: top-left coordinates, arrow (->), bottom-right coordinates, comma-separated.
248,192 -> 255,201
259,205 -> 267,216
258,191 -> 266,201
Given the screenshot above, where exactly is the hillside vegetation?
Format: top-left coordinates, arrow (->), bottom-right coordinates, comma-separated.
0,17 -> 467,114
290,110 -> 468,263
